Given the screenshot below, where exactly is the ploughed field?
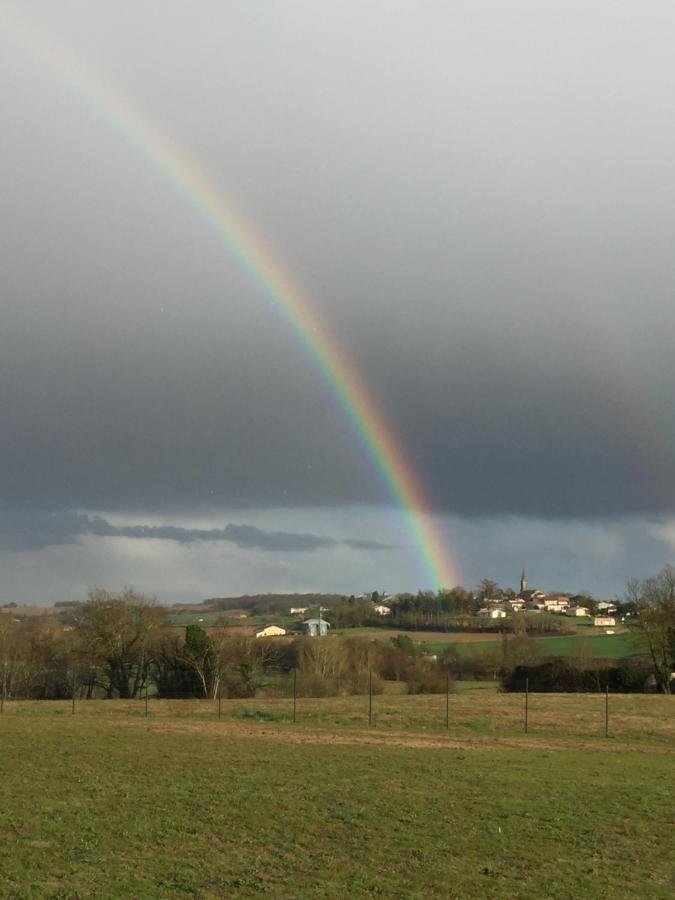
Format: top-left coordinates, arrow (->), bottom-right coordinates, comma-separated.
1,689 -> 673,898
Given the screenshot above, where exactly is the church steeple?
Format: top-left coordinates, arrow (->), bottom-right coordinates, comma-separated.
520,568 -> 527,594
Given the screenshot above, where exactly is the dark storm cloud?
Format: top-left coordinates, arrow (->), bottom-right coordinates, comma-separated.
2,1 -> 675,524
0,510 -> 391,553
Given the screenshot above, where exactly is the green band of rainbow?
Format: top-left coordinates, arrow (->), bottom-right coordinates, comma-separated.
1,10 -> 459,590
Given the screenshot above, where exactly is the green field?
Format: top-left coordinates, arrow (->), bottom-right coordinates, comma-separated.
421,630 -> 646,660
0,693 -> 673,898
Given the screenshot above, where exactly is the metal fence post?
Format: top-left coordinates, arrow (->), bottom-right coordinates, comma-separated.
292,668 -> 297,723
524,676 -> 529,733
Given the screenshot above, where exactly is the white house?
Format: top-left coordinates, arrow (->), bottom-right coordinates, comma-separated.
543,595 -> 570,613
477,608 -> 507,619
372,604 -> 391,616
290,607 -> 309,615
566,606 -> 590,617
593,616 -> 616,627
255,625 -> 287,638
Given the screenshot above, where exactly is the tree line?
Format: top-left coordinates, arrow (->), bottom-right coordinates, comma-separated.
0,589 -> 451,700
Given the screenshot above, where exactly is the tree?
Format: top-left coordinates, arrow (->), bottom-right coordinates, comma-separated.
75,588 -> 165,698
0,613 -> 21,702
626,566 -> 675,694
477,579 -> 501,601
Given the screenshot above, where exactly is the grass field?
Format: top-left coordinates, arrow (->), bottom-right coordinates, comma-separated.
0,691 -> 673,897
415,631 -> 646,660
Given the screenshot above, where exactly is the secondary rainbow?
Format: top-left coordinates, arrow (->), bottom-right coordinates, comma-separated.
1,9 -> 459,589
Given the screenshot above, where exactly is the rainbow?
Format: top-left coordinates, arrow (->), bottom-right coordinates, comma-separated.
1,10 -> 459,589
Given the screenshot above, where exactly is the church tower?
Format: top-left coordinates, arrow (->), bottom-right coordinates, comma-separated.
520,568 -> 527,594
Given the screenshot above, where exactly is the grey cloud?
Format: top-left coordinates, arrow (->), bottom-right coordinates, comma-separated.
0,510 -> 389,553
343,538 -> 393,551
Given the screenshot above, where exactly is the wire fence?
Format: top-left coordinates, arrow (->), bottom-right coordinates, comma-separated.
1,668 -> 673,743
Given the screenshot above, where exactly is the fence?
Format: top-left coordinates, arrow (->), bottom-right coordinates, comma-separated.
1,668 -> 673,744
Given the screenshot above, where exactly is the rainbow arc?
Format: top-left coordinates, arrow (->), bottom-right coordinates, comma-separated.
1,9 -> 459,589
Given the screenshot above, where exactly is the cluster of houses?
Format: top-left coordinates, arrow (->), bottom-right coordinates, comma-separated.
255,576 -> 622,638
256,595 -> 392,639
477,573 -> 618,628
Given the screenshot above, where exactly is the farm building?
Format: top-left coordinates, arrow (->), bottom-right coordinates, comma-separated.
372,604 -> 391,616
290,607 -> 309,615
566,606 -> 590,617
593,616 -> 616,627
477,608 -> 507,619
255,625 -> 287,638
300,618 -> 330,636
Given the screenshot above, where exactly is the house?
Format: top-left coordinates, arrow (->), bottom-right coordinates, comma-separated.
477,608 -> 507,619
300,618 -> 330,636
508,600 -> 526,612
372,604 -> 391,616
518,588 -> 547,603
597,602 -> 617,614
290,607 -> 309,615
526,599 -> 547,612
566,606 -> 590,617
543,595 -> 570,614
593,616 -> 616,627
255,625 -> 287,638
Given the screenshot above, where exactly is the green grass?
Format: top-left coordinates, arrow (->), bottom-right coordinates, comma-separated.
0,707 -> 673,898
422,630 -> 646,660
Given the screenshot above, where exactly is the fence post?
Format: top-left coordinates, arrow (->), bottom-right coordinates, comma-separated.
605,682 -> 609,738
292,668 -> 297,723
72,671 -> 76,716
218,683 -> 222,721
524,676 -> 529,733
145,667 -> 149,718
445,672 -> 449,729
368,668 -> 372,727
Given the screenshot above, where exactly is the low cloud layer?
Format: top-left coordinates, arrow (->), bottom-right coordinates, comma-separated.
1,507 -> 673,606
0,510 -> 392,554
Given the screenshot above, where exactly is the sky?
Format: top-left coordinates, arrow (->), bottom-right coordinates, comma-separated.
2,1 -> 675,603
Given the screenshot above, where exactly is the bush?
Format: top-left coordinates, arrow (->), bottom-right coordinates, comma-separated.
501,659 -> 654,692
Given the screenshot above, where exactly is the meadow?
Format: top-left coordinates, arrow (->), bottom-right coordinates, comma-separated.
0,688 -> 673,898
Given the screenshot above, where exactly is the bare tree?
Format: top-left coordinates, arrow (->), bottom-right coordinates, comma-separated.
75,588 -> 165,698
627,566 -> 675,694
477,578 -> 501,601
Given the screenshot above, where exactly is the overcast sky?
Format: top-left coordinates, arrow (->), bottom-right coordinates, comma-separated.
2,2 -> 675,603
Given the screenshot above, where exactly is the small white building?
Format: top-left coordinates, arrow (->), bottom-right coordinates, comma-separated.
593,616 -> 616,627
372,604 -> 391,616
566,606 -> 590,617
255,625 -> 287,638
290,607 -> 309,615
477,608 -> 507,619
